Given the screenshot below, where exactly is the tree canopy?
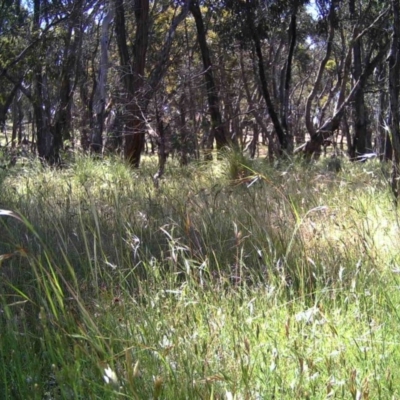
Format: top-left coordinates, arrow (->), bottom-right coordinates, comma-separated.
1,0 -> 399,189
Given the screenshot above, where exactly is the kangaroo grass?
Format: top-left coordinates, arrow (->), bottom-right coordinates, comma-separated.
1,155 -> 400,398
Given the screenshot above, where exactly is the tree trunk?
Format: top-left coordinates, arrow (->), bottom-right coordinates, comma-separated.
190,0 -> 227,154
389,0 -> 400,202
239,48 -> 271,158
52,25 -> 81,164
349,0 -> 369,159
0,82 -> 21,144
250,122 -> 259,159
280,1 -> 298,151
305,1 -> 336,140
115,0 -> 189,167
114,0 -> 133,95
32,0 -> 61,163
309,42 -> 388,144
184,18 -> 200,160
245,0 -> 288,152
305,5 -> 390,157
121,0 -> 149,167
114,0 -> 136,162
91,5 -> 114,154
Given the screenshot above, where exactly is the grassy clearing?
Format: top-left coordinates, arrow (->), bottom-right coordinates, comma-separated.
1,153 -> 400,399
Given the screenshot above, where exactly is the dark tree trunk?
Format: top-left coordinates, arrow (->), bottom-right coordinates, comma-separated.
389,0 -> 400,202
184,18 -> 200,160
32,0 -> 57,163
114,0 -> 139,165
239,48 -> 271,158
190,0 -> 227,153
245,0 -> 288,152
349,0 -> 370,158
115,0 -> 189,167
305,4 -> 390,157
305,42 -> 389,157
125,102 -> 147,168
114,0 -> 133,95
250,122 -> 259,159
52,69 -> 70,161
0,82 -> 21,143
280,1 -> 298,150
122,0 -> 149,167
52,25 -> 81,163
324,47 -> 386,128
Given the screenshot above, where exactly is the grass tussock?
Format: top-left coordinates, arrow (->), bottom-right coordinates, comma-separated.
1,153 -> 400,398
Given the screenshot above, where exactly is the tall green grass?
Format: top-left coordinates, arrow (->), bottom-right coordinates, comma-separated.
1,153 -> 400,398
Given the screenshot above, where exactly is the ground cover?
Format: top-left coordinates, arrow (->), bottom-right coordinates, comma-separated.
1,154 -> 399,399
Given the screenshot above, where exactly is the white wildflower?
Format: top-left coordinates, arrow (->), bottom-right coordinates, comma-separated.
103,366 -> 118,385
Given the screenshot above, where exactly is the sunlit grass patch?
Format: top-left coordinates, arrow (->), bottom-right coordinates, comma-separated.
2,273 -> 400,398
1,154 -> 400,398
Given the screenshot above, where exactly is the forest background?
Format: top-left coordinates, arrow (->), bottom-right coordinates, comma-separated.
2,0 -> 400,398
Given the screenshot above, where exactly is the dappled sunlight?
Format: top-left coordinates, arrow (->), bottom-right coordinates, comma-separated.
1,156 -> 400,398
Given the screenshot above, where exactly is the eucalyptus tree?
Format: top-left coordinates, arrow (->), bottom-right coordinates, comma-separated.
220,0 -> 311,155
304,0 -> 390,158
348,0 -> 367,158
388,0 -> 400,202
51,0 -> 90,160
114,0 -> 190,167
90,3 -> 114,153
0,82 -> 21,144
347,0 -> 392,158
0,0 -> 109,162
303,0 -> 339,155
189,0 -> 228,155
75,9 -> 104,152
1,0 -> 96,162
0,0 -> 30,142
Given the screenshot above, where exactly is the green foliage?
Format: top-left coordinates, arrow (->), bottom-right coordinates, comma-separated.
0,156 -> 399,398
325,58 -> 337,73
224,149 -> 255,181
295,44 -> 313,73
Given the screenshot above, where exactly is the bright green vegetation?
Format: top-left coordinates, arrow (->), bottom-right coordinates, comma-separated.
1,153 -> 400,399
